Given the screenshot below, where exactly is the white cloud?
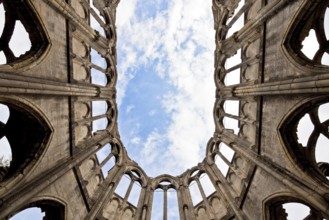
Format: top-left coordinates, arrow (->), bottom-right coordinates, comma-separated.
126,104 -> 135,113
116,0 -> 215,175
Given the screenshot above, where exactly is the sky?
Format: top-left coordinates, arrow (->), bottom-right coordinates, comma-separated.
115,0 -> 215,177
1,0 -> 329,219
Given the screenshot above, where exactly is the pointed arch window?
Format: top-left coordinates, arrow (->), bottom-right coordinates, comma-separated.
284,0 -> 329,67
8,200 -> 65,220
152,181 -> 180,220
115,171 -> 142,207
0,100 -> 52,183
188,170 -> 216,207
280,98 -> 329,183
266,196 -> 327,220
0,0 -> 50,67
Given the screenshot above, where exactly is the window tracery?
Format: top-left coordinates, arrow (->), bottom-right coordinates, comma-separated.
266,197 -> 326,220
0,100 -> 52,183
114,171 -> 142,207
151,180 -> 180,220
0,0 -> 49,67
280,98 -> 329,183
188,170 -> 216,207
7,200 -> 65,220
284,0 -> 329,67
213,142 -> 235,177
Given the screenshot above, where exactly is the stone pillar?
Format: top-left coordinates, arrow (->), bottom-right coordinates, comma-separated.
218,131 -> 329,217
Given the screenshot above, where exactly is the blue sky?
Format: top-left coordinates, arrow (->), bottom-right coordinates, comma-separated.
116,0 -> 215,176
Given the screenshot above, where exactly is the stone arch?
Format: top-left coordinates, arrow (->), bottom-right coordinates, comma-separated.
283,0 -> 329,72
6,198 -> 66,220
0,96 -> 53,187
0,0 -> 51,71
263,193 -> 326,220
279,96 -> 329,185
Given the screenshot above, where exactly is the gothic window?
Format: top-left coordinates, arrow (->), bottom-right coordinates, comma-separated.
152,181 -> 179,220
85,0 -> 106,36
280,98 -> 329,183
92,100 -> 109,133
223,100 -> 240,134
266,197 -> 325,220
114,171 -> 142,207
188,170 -> 216,206
0,0 -> 49,66
0,103 -> 11,169
226,0 -> 245,38
90,49 -> 108,86
284,0 -> 329,66
224,49 -> 242,86
0,100 -> 52,182
95,143 -> 116,178
8,200 -> 65,220
213,142 -> 235,177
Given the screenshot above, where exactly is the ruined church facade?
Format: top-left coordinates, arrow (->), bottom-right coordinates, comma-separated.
0,0 -> 329,219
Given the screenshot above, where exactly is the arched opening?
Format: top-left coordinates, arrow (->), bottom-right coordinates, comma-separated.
188,170 -> 216,207
8,200 -> 65,220
0,100 -> 52,183
214,142 -> 235,177
0,0 -> 49,66
280,98 -> 329,182
95,143 -> 116,178
115,172 -> 142,207
284,0 -> 329,66
266,197 -> 326,220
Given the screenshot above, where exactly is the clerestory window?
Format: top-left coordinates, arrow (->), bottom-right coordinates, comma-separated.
0,0 -> 49,67
266,197 -> 326,220
8,200 -> 65,220
284,0 -> 329,67
280,98 -> 329,183
0,100 -> 52,183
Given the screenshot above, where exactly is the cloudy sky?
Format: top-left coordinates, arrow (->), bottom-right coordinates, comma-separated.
115,0 -> 215,177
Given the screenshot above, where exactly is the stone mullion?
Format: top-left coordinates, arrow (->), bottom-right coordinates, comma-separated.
222,112 -> 255,125
216,150 -> 247,181
134,181 -> 153,220
83,153 -> 114,181
195,178 -> 216,219
123,179 -> 135,205
204,162 -> 246,220
226,1 -> 253,30
99,153 -> 114,169
72,54 -> 108,74
90,63 -> 107,74
115,178 -> 135,219
0,131 -> 113,219
219,130 -> 329,217
217,151 -> 233,169
85,164 -> 126,220
216,152 -> 248,179
163,187 -> 168,220
224,55 -> 259,73
75,113 -> 109,126
177,185 -> 197,220
71,26 -> 109,58
0,72 -> 99,97
80,0 -> 106,28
